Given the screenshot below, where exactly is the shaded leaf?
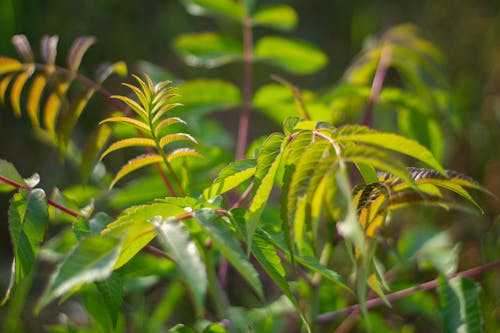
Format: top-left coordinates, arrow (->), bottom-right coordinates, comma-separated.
40,35 -> 59,65
101,137 -> 156,159
0,74 -> 13,104
0,159 -> 28,187
174,32 -> 243,68
81,125 -> 112,184
11,35 -> 34,62
152,216 -> 207,315
255,37 -> 327,74
37,234 -> 122,310
11,67 -> 34,117
95,61 -> 128,83
100,116 -> 151,134
67,36 -> 96,72
179,0 -> 244,21
252,5 -> 298,31
167,148 -> 203,163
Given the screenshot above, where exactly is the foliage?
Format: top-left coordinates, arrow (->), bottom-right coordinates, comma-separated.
0,1 -> 497,333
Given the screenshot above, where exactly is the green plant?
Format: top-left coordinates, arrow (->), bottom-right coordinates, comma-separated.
0,1 -> 497,333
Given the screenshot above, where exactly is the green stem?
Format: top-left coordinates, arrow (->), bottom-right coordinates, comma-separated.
235,15 -> 254,160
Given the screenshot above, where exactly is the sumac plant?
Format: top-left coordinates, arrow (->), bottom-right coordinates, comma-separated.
0,1 -> 497,333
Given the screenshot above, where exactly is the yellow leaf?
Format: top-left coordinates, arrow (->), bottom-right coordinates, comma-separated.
0,74 -> 13,104
11,67 -> 34,117
0,57 -> 23,74
112,95 -> 147,120
101,138 -> 156,160
43,82 -> 69,136
167,148 -> 203,163
110,154 -> 163,189
26,75 -> 47,127
100,116 -> 151,134
159,133 -> 197,149
154,117 -> 186,137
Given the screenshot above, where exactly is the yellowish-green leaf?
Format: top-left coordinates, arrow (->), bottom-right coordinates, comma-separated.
101,138 -> 156,160
0,74 -> 13,104
100,116 -> 151,134
154,117 -> 187,137
122,82 -> 148,109
159,133 -> 197,149
26,75 -> 47,127
203,160 -> 256,200
81,125 -> 112,184
10,67 -> 34,117
253,5 -> 298,31
0,56 -> 23,74
43,82 -> 69,136
67,36 -> 96,72
166,148 -> 203,163
112,95 -> 148,120
110,154 -> 163,189
179,0 -> 244,21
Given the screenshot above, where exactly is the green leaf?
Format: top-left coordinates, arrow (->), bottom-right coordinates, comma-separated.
67,36 -> 96,72
179,0 -> 244,21
255,37 -> 328,74
203,159 -> 256,200
252,5 -> 298,31
247,133 -> 284,250
159,133 -> 197,149
194,209 -> 263,299
80,124 -> 112,184
110,154 -> 164,189
0,159 -> 28,188
152,216 -> 207,316
438,277 -> 483,333
167,148 -> 203,163
37,234 -> 122,311
169,324 -> 195,333
0,56 -> 24,74
175,79 -> 241,115
8,188 -> 49,281
102,203 -> 186,268
100,116 -> 151,134
101,137 -> 156,159
337,129 -> 446,175
174,32 -> 243,68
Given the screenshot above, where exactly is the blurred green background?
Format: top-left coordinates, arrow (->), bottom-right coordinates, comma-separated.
0,0 -> 498,331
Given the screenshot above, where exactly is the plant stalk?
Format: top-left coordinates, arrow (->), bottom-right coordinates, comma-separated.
235,15 -> 254,160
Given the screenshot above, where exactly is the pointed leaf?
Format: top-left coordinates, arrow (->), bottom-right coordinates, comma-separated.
179,0 -> 244,21
153,216 -> 207,315
8,188 -> 49,281
255,37 -> 328,74
11,67 -> 34,117
203,159 -> 256,200
26,74 -> 47,127
167,148 -> 203,163
154,117 -> 187,137
37,234 -> 122,310
337,130 -> 446,175
253,5 -> 298,31
0,56 -> 23,74
110,154 -> 163,188
247,133 -> 284,249
194,209 -> 263,299
112,95 -> 148,120
0,159 -> 28,187
174,32 -> 243,68
67,36 -> 96,72
438,277 -> 483,333
43,82 -> 69,136
0,74 -> 13,104
81,125 -> 112,183
159,133 -> 197,149
101,138 -> 156,159
100,116 -> 151,134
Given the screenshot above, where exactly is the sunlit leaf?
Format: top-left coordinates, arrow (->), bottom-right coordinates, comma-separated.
95,61 -> 128,83
174,32 -> 243,68
43,82 -> 69,137
67,36 -> 96,72
166,148 -> 203,163
37,234 -> 122,311
203,159 -> 256,200
179,0 -> 244,21
255,37 -> 328,74
194,209 -> 263,299
112,94 -> 147,120
153,216 -> 207,315
0,74 -> 13,104
252,5 -> 298,31
100,116 -> 151,134
110,154 -> 163,189
101,138 -> 156,159
26,75 -> 47,127
0,159 -> 28,188
159,133 -> 197,149
10,67 -> 34,117
0,56 -> 23,74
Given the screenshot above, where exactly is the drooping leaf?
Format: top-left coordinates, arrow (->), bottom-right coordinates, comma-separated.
8,188 -> 49,282
0,74 -> 13,104
174,32 -> 243,68
0,57 -> 23,74
10,67 -> 34,117
438,277 -> 483,333
26,74 -> 47,127
179,0 -> 245,21
246,133 -> 284,249
194,209 -> 263,299
67,36 -> 96,72
37,234 -> 122,311
203,159 -> 256,200
152,216 -> 207,315
255,37 -> 328,74
43,81 -> 69,137
252,5 -> 298,31
109,154 -> 164,189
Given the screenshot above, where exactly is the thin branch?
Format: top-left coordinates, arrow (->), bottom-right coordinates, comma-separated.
231,182 -> 254,209
363,46 -> 392,127
236,15 -> 254,160
317,259 -> 500,324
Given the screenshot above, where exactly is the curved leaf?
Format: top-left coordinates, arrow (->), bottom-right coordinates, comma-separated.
101,138 -> 156,159
95,61 -> 128,83
252,5 -> 298,31
0,56 -> 23,74
174,32 -> 243,68
154,117 -> 187,137
255,37 -> 327,74
11,67 -> 34,117
100,116 -> 151,134
153,216 -> 207,315
112,95 -> 148,120
67,36 -> 96,72
0,74 -> 13,104
43,81 -> 69,137
166,148 -> 203,163
159,133 -> 197,149
11,35 -> 34,62
203,159 -> 256,200
194,209 -> 263,299
37,234 -> 122,311
179,0 -> 244,21
110,154 -> 163,189
26,75 -> 47,127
